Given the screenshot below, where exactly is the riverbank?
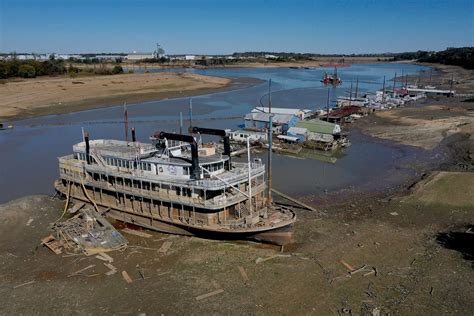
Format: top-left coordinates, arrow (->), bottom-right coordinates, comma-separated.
124,56 -> 385,70
0,72 -> 232,122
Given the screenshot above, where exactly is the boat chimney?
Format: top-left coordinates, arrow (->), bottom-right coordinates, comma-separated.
223,135 -> 232,170
190,141 -> 200,179
84,132 -> 91,164
131,127 -> 136,142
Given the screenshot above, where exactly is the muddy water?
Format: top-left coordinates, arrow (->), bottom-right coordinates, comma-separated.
0,63 -> 438,203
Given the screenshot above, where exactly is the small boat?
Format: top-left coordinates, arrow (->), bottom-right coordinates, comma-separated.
321,67 -> 342,85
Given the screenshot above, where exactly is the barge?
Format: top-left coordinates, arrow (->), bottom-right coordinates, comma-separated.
54,128 -> 296,245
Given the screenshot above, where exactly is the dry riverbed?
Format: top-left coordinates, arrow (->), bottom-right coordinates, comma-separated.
0,72 -> 231,121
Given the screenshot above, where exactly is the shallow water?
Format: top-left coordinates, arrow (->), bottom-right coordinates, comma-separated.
0,63 -> 438,203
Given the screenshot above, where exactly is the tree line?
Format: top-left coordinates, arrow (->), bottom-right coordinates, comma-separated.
0,56 -> 124,79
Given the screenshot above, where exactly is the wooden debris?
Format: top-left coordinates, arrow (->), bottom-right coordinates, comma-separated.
158,241 -> 173,253
340,260 -> 354,271
121,228 -> 152,238
96,252 -> 114,263
26,218 -> 34,226
13,280 -> 35,289
68,202 -> 85,214
68,264 -> 95,277
104,263 -> 118,276
363,270 -> 376,277
41,235 -> 63,255
122,270 -> 133,284
255,254 -> 291,264
238,266 -> 249,284
195,289 -> 224,301
349,265 -> 368,275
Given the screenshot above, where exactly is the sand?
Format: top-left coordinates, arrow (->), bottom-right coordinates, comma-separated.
0,72 -> 231,121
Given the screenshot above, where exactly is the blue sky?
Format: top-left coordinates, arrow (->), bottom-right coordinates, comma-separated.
0,0 -> 472,54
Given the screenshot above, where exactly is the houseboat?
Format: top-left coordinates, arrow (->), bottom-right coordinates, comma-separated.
54,128 -> 296,245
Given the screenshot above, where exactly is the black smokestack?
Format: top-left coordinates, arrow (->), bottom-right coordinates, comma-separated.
223,135 -> 231,170
84,132 -> 91,164
131,128 -> 136,142
155,131 -> 200,180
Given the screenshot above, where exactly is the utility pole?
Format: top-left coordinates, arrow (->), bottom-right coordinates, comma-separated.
349,81 -> 353,107
179,112 -> 183,135
188,98 -> 193,131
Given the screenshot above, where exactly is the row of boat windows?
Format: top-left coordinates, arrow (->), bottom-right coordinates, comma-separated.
76,153 -> 225,174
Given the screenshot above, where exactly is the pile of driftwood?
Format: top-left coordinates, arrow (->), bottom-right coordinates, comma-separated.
42,208 -> 127,256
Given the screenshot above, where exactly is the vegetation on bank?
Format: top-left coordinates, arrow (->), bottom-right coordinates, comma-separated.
385,47 -> 473,69
0,57 -> 124,79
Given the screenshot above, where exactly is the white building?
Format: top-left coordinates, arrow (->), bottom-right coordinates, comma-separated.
125,52 -> 155,61
252,107 -> 313,120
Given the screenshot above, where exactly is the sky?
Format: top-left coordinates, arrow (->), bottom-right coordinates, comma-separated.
0,0 -> 473,54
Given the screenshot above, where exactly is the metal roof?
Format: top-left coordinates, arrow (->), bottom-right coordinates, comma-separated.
244,112 -> 297,124
287,127 -> 308,135
296,119 -> 339,135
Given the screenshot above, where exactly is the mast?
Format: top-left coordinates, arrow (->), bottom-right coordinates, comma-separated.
267,79 -> 273,206
429,68 -> 433,86
349,81 -> 353,107
188,98 -> 193,131
400,69 -> 404,89
124,103 -> 129,142
393,72 -> 397,95
326,88 -> 330,121
355,76 -> 359,98
247,136 -> 253,213
179,112 -> 183,135
268,79 -> 272,113
382,76 -> 386,102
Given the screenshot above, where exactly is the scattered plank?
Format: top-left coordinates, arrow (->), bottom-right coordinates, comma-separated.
158,241 -> 173,253
96,252 -> 114,263
68,264 -> 95,277
122,270 -> 133,284
238,266 -> 249,284
363,270 -> 375,277
41,235 -> 63,255
255,254 -> 291,264
195,289 -> 224,301
13,280 -> 35,289
340,260 -> 354,272
121,228 -> 152,238
349,265 -> 368,275
26,218 -> 34,226
104,263 -> 118,276
271,188 -> 318,212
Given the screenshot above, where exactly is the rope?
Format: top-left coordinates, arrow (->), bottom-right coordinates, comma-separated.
79,174 -> 100,213
53,180 -> 71,223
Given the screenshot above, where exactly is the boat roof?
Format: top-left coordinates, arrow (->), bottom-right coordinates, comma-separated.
296,119 -> 338,134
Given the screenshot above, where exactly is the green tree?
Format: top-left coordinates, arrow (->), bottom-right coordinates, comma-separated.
112,65 -> 124,74
18,64 -> 36,78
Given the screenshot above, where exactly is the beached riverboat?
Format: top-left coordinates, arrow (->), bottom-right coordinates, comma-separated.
54,128 -> 296,245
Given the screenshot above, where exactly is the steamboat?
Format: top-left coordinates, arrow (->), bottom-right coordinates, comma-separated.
54,127 -> 296,245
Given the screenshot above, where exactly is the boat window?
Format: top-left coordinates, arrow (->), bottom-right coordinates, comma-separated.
183,167 -> 189,175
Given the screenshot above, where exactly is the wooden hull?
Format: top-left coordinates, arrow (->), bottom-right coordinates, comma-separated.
54,180 -> 296,246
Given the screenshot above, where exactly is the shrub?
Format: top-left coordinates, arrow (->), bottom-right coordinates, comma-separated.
18,64 -> 36,78
112,65 -> 124,74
